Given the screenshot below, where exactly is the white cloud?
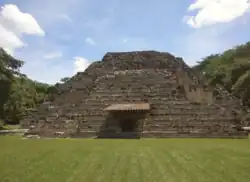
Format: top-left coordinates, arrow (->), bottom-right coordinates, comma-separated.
177,24 -> 240,66
0,4 -> 44,53
185,0 -> 250,28
21,55 -> 91,84
183,30 -> 226,65
73,57 -> 90,73
0,24 -> 24,54
21,60 -> 73,84
44,51 -> 63,59
57,14 -> 72,22
0,4 -> 45,35
85,37 -> 96,45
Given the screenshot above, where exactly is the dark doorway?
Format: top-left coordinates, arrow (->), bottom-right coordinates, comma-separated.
120,118 -> 137,132
98,111 -> 146,139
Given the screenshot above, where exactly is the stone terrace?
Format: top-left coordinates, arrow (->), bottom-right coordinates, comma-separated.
21,51 -> 248,138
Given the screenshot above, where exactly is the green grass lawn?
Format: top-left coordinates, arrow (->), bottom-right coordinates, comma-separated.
0,137 -> 250,182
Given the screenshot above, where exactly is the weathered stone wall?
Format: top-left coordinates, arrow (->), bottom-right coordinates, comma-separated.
21,51 -> 247,138
77,69 -> 246,138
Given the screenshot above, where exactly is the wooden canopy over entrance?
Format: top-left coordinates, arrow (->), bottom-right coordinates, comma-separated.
103,103 -> 150,111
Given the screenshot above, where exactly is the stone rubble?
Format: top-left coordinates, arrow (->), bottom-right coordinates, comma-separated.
21,51 -> 248,138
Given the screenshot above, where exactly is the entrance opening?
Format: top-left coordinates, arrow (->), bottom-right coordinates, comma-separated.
119,118 -> 137,132
100,103 -> 150,138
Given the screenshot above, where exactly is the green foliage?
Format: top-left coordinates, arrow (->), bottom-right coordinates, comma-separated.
195,41 -> 250,106
3,76 -> 53,124
0,119 -> 3,129
60,77 -> 70,83
0,48 -> 53,124
0,48 -> 24,121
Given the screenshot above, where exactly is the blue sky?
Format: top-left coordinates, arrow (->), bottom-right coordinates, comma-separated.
0,0 -> 250,84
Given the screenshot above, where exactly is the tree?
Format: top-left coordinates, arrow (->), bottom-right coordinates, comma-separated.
60,77 -> 70,83
195,41 -> 250,107
0,48 -> 24,121
0,48 -> 52,124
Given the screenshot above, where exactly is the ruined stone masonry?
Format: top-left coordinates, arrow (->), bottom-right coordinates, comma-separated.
21,51 -> 248,138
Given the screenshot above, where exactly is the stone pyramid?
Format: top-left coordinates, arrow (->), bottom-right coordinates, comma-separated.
21,51 -> 248,138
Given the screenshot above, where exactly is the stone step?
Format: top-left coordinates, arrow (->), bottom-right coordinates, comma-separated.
86,96 -> 150,100
150,109 -> 216,115
95,85 -> 178,91
83,116 -> 106,122
141,131 -> 247,138
95,85 -> 177,90
90,92 -> 148,96
88,92 -> 150,96
151,117 -> 235,123
95,83 -> 176,89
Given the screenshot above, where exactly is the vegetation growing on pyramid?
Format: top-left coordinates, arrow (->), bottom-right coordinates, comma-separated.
195,41 -> 250,107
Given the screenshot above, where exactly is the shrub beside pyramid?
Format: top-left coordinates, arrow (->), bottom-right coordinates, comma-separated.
21,51 -> 248,138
